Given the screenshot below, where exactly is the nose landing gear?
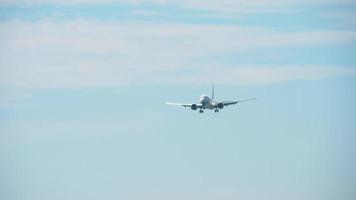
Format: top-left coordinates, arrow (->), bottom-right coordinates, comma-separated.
214,109 -> 219,113
199,110 -> 204,114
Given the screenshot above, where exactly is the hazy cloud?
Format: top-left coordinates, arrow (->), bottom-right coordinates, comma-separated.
0,20 -> 355,89
1,0 -> 355,6
180,65 -> 356,86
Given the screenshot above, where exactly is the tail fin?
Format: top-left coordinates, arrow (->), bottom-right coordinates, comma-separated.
212,83 -> 215,99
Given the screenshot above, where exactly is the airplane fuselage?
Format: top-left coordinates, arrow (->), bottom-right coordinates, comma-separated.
200,95 -> 217,110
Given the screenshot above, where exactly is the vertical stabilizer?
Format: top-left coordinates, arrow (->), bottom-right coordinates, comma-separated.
212,83 -> 215,99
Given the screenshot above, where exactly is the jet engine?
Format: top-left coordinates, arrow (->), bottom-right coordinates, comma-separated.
191,104 -> 198,110
217,103 -> 224,109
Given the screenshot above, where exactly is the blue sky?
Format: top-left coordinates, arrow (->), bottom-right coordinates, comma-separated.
0,1 -> 356,200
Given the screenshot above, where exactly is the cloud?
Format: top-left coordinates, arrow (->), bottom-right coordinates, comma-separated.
178,0 -> 356,12
128,9 -> 165,17
0,89 -> 35,109
2,0 -> 355,6
180,65 -> 356,86
0,20 -> 355,89
1,0 -> 355,9
2,0 -> 355,22
317,10 -> 356,29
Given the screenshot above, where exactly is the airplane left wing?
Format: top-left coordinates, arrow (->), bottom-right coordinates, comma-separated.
166,103 -> 202,108
221,98 -> 256,106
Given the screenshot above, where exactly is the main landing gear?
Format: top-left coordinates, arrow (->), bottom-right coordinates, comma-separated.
199,110 -> 204,114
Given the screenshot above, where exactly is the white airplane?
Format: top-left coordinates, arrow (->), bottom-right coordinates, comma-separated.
166,85 -> 256,113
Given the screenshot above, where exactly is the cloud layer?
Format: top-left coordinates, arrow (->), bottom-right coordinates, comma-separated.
0,20 -> 355,89
2,0 -> 355,6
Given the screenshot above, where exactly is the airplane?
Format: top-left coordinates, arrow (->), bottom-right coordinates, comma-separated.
166,84 -> 256,113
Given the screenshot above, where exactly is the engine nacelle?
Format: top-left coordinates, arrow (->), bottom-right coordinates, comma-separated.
191,104 -> 198,110
217,103 -> 224,109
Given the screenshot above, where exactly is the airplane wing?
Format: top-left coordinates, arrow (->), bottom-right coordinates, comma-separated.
166,102 -> 202,108
220,98 -> 256,106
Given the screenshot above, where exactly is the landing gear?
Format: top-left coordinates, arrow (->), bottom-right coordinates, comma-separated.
199,110 -> 204,114
214,109 -> 219,113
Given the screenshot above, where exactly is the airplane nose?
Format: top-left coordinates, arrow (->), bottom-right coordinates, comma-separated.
200,97 -> 208,104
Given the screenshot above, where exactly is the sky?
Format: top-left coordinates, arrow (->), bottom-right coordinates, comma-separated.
0,1 -> 356,200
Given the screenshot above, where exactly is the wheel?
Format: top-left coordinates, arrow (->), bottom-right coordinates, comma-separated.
215,109 -> 219,113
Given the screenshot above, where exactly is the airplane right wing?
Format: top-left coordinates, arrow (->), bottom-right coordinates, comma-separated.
166,102 -> 202,108
221,98 -> 256,106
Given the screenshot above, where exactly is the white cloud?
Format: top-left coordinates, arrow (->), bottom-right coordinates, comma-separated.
1,0 -> 355,5
0,20 -> 355,89
1,0 -> 355,20
0,89 -> 35,109
178,0 -> 356,12
129,9 -> 165,17
318,10 -> 356,29
180,65 -> 356,86
1,0 -> 355,9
